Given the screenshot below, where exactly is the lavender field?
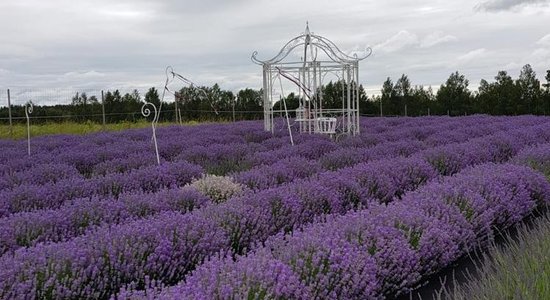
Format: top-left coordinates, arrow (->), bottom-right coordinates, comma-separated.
1,116 -> 550,299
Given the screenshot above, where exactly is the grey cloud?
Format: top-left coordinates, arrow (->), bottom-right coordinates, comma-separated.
374,31 -> 418,53
537,34 -> 550,46
475,0 -> 549,11
420,32 -> 458,48
1,0 -> 549,103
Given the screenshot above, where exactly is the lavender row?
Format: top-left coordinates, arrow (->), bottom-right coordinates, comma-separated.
0,187 -> 210,256
152,163 -> 550,299
0,161 -> 203,217
0,115 -> 469,163
0,174 -> 246,256
0,126 -> 352,186
512,142 -> 550,178
1,121 -> 548,299
0,122 -> 269,176
0,162 -> 82,191
233,138 -> 430,192
206,120 -> 548,191
415,122 -> 550,176
196,116 -> 518,178
0,116 -> 483,181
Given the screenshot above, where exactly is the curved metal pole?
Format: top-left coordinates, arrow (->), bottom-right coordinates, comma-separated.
25,101 -> 33,156
276,67 -> 312,100
142,102 -> 160,165
157,66 -> 211,126
277,75 -> 294,146
157,66 -> 175,125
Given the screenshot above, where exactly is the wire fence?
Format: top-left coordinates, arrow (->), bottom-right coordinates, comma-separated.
0,88 -> 139,106
0,88 -> 267,126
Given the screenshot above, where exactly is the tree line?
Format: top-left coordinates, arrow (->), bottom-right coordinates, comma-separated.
1,64 -> 549,124
375,64 -> 550,116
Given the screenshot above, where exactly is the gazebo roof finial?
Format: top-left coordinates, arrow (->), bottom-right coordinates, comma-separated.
304,21 -> 311,45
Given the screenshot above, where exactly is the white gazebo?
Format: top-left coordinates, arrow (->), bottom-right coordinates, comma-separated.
252,23 -> 371,136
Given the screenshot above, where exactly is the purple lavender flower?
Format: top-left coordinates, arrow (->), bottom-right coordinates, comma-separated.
158,250 -> 311,299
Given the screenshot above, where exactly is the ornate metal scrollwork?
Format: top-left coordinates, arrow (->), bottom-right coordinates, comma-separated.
252,37 -> 305,65
251,26 -> 372,66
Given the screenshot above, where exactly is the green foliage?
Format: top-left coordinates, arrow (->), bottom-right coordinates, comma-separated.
144,87 -> 161,108
394,222 -> 423,250
436,71 -> 472,115
517,64 -> 542,114
473,66 -> 549,115
0,121 -> 176,139
176,85 -> 262,121
379,75 -> 436,116
376,65 -> 550,117
436,212 -> 550,300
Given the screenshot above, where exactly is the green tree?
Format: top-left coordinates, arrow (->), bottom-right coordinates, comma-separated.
544,70 -> 550,92
321,81 -> 345,109
144,87 -> 161,108
236,88 -> 263,119
89,95 -> 99,105
273,92 -> 300,113
436,71 -> 472,115
380,77 -> 397,116
543,70 -> 550,115
103,90 -> 123,122
475,71 -> 517,115
395,74 -> 411,115
475,79 -> 497,114
71,92 -> 88,106
122,90 -> 141,106
516,64 -> 541,114
177,85 -> 206,119
410,85 -> 435,116
494,71 -> 518,115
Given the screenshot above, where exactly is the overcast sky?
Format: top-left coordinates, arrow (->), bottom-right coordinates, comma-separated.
1,0 -> 550,105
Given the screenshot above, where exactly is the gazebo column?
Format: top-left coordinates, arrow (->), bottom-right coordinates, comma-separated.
262,64 -> 271,132
346,65 -> 352,135
355,61 -> 360,135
